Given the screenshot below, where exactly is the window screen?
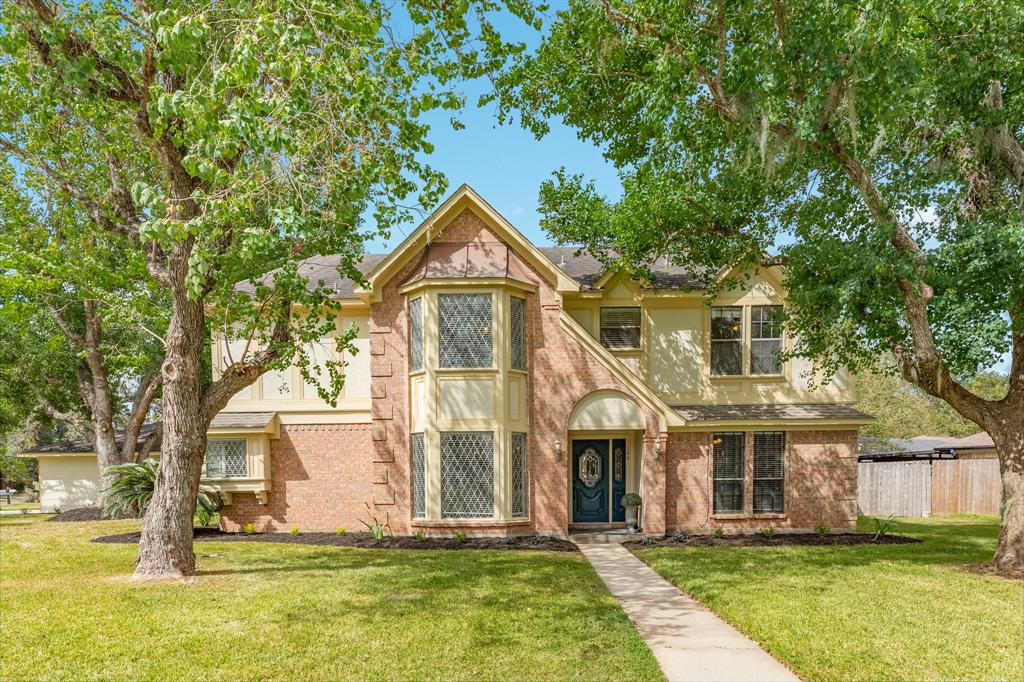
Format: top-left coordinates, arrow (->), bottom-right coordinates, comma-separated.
711,307 -> 743,375
204,439 -> 247,479
750,305 -> 783,375
712,432 -> 745,513
438,294 -> 493,368
600,307 -> 641,349
411,433 -> 425,518
441,432 -> 495,518
409,297 -> 423,372
511,432 -> 528,517
754,431 -> 785,513
510,297 -> 526,370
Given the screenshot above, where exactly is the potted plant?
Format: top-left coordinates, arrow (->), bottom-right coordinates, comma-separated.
620,493 -> 642,532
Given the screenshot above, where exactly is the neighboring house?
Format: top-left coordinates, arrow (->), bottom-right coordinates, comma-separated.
23,423 -> 161,512
24,186 -> 872,532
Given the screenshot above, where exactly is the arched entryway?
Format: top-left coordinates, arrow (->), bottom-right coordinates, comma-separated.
568,391 -> 645,527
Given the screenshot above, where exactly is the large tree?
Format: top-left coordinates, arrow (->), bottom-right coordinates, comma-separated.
1,0 -> 540,577
1,168 -> 167,487
495,0 -> 1024,574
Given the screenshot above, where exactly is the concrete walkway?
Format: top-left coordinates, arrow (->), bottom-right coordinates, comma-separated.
577,543 -> 799,682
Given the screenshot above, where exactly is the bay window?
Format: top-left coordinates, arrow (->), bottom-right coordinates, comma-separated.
438,293 -> 493,368
440,431 -> 495,518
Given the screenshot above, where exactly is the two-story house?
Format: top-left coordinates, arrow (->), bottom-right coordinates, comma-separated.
204,185 -> 869,535
29,185 -> 870,534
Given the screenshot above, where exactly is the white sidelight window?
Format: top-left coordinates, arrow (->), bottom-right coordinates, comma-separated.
438,293 -> 493,368
409,297 -> 424,372
750,305 -> 783,375
511,432 -> 528,517
600,307 -> 641,349
440,432 -> 494,518
411,432 -> 426,518
204,438 -> 248,479
710,306 -> 743,375
753,432 -> 785,513
712,432 -> 744,513
510,296 -> 526,370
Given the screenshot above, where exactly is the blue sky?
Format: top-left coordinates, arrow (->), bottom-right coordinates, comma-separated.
363,4 -> 621,252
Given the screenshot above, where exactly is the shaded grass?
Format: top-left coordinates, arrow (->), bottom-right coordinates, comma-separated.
0,516 -> 662,681
0,502 -> 40,511
634,515 -> 1023,682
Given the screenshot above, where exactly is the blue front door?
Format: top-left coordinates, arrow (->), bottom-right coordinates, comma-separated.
572,439 -> 610,523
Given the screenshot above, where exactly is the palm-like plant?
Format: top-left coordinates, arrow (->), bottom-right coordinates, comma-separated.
102,459 -> 221,525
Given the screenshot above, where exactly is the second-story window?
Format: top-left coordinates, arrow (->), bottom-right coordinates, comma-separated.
438,293 -> 492,368
710,306 -> 743,375
510,296 -> 526,370
750,305 -> 783,375
600,307 -> 641,349
409,297 -> 423,372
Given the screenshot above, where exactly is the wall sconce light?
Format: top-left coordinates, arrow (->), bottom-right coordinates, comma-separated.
554,439 -> 562,462
653,439 -> 662,461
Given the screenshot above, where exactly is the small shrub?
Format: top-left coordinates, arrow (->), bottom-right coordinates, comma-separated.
359,502 -> 393,541
335,526 -> 346,536
453,531 -> 466,544
530,534 -> 543,546
760,527 -> 776,539
53,507 -> 62,515
672,530 -> 689,543
815,525 -> 831,537
20,508 -> 28,515
289,526 -> 300,536
712,527 -> 725,538
642,536 -> 656,545
244,523 -> 255,535
620,492 -> 642,507
872,514 -> 897,541
413,530 -> 425,542
503,536 -> 516,545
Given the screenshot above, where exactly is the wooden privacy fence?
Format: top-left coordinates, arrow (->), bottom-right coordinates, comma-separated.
858,458 -> 1001,517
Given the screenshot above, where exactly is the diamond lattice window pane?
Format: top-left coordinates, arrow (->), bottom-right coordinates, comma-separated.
441,432 -> 494,518
510,297 -> 526,370
411,432 -> 426,518
511,432 -> 528,517
409,297 -> 423,372
438,294 -> 492,368
204,438 -> 247,479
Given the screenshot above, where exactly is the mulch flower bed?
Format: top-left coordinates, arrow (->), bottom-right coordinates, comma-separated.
47,507 -> 137,523
93,526 -> 579,552
624,532 -> 921,549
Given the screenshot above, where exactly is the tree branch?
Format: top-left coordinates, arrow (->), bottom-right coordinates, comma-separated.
120,372 -> 162,462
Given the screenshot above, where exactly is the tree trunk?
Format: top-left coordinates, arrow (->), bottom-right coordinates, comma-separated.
134,298 -> 207,578
990,417 -> 1024,576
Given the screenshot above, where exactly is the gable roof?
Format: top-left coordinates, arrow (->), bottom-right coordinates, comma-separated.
359,185 -> 579,301
539,248 -> 708,291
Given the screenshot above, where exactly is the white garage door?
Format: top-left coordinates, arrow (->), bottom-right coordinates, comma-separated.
38,456 -> 101,512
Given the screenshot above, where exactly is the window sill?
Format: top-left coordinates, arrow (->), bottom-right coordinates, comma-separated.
711,513 -> 787,520
434,367 -> 500,375
709,374 -> 786,382
410,518 -> 532,528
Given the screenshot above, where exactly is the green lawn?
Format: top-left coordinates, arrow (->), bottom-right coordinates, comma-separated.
0,502 -> 41,511
633,515 -> 1023,682
0,516 -> 661,681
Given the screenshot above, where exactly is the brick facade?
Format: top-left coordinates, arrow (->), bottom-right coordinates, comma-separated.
218,208 -> 861,535
219,423 -> 374,532
664,429 -> 859,532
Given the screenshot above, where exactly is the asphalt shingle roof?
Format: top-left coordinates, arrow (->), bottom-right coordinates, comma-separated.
672,403 -> 873,422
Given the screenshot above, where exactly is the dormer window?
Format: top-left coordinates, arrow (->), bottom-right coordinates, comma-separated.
600,307 -> 641,349
438,293 -> 493,368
